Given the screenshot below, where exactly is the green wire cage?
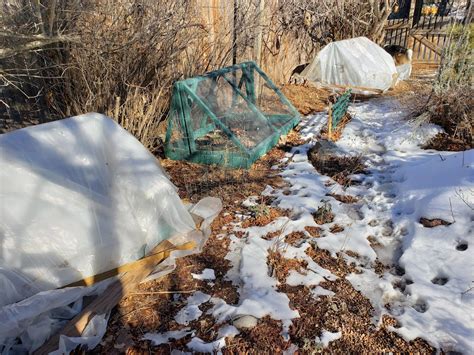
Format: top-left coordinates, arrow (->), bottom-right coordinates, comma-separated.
164,61 -> 300,168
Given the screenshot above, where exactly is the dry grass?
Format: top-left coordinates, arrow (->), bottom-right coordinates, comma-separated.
160,148 -> 287,207
417,23 -> 473,151
281,84 -> 332,115
423,90 -> 473,150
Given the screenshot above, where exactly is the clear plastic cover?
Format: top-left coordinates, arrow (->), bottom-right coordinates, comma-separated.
0,113 -> 196,305
301,37 -> 398,91
165,62 -> 299,167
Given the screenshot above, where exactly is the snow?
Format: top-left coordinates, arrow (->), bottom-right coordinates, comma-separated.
217,325 -> 239,338
191,269 -> 216,281
338,99 -> 474,353
187,337 -> 226,353
210,232 -> 299,324
269,97 -> 473,353
175,291 -> 211,325
200,97 -> 472,353
315,330 -> 342,348
143,329 -> 192,345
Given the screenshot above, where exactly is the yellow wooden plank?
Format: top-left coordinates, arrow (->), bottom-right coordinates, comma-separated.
34,239 -> 196,355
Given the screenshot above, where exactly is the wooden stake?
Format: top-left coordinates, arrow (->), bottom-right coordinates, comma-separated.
328,103 -> 333,141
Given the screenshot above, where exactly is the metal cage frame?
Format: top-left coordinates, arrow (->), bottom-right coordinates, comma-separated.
164,61 -> 300,168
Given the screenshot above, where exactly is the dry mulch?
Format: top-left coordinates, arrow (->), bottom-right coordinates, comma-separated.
307,146 -> 365,187
271,245 -> 434,353
423,133 -> 473,152
327,193 -> 359,204
329,224 -> 345,233
304,226 -> 323,238
281,84 -> 332,115
161,147 -> 287,207
419,217 -> 452,228
241,207 -> 288,228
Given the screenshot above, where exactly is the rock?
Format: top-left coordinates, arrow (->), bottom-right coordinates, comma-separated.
232,315 -> 258,330
309,140 -> 340,159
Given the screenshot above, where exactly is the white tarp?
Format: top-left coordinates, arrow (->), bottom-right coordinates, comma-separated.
0,113 -> 222,353
0,113 -> 197,303
301,37 -> 399,92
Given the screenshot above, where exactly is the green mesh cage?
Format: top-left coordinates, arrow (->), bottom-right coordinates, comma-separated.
164,61 -> 300,169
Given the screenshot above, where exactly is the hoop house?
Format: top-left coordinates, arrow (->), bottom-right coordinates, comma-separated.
164,61 -> 300,168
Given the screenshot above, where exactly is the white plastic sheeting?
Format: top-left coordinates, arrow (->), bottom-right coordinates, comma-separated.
396,63 -> 412,81
0,198 -> 221,354
301,37 -> 398,91
0,113 -> 222,353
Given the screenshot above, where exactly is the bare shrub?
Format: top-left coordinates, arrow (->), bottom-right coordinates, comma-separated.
1,0 -> 268,150
274,0 -> 400,50
421,22 -> 473,149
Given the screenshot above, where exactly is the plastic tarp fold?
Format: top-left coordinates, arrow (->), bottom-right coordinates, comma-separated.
301,37 -> 398,91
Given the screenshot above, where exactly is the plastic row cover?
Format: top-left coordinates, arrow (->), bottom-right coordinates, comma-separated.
0,113 -> 196,306
0,197 -> 222,354
301,37 -> 398,91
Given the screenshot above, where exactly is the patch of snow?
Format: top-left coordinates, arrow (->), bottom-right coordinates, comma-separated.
338,98 -> 474,353
217,324 -> 239,338
347,269 -> 402,324
232,315 -> 258,330
191,268 -> 216,281
143,329 -> 192,345
175,292 -> 211,325
211,232 -> 299,323
311,286 -> 335,299
286,269 -> 324,287
242,196 -> 259,208
187,336 -> 226,353
171,350 -> 192,355
315,330 -> 342,348
283,343 -> 299,355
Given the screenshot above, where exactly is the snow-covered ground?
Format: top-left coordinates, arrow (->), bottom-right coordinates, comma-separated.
145,97 -> 474,353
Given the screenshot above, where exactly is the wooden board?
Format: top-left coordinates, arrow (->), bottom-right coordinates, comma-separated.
34,239 -> 196,355
411,33 -> 442,55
